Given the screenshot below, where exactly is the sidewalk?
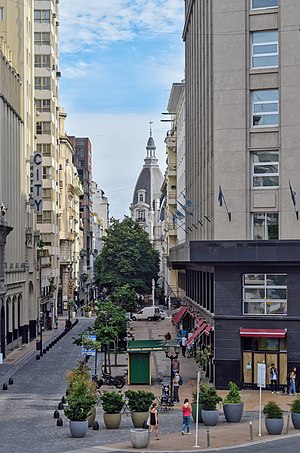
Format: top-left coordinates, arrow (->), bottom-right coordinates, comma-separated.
0,317 -> 71,386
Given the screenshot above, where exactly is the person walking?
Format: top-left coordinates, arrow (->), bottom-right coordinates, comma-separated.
289,367 -> 297,396
270,363 -> 279,393
181,398 -> 192,435
172,358 -> 180,374
149,402 -> 160,440
173,372 -> 180,403
181,336 -> 187,357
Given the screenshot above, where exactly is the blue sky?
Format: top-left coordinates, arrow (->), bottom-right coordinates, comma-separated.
59,0 -> 185,218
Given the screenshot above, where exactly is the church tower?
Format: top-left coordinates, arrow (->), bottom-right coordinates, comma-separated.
130,124 -> 163,252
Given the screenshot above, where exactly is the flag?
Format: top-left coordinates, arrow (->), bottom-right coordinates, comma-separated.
289,180 -> 296,207
177,199 -> 193,215
175,209 -> 185,219
182,193 -> 193,207
218,186 -> 223,207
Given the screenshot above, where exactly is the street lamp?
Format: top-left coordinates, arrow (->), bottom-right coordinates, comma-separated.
39,312 -> 44,357
163,341 -> 181,399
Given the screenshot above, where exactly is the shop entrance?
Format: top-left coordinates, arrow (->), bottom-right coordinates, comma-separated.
242,337 -> 287,389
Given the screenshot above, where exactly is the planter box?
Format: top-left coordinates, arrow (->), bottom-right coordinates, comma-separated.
201,409 -> 219,426
223,403 -> 244,423
104,413 -> 121,429
192,402 -> 203,423
265,417 -> 284,435
291,412 -> 300,429
130,429 -> 149,449
87,406 -> 96,427
131,411 -> 148,428
69,420 -> 88,438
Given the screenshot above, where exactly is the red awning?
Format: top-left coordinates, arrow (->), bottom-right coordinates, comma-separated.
240,328 -> 287,338
186,322 -> 207,346
204,325 -> 212,336
172,306 -> 188,325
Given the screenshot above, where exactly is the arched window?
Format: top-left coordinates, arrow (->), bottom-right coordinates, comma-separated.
139,194 -> 144,202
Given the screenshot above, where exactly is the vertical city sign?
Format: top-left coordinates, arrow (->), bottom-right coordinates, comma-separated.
30,152 -> 43,214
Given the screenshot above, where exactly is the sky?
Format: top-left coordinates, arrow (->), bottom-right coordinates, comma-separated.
59,0 -> 185,219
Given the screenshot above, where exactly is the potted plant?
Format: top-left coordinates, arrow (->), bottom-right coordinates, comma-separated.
125,389 -> 155,428
223,381 -> 244,423
199,386 -> 222,426
100,391 -> 124,429
291,397 -> 300,429
64,362 -> 98,438
68,300 -> 77,318
263,401 -> 284,435
83,304 -> 92,317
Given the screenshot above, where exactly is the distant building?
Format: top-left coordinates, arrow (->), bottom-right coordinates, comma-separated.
130,127 -> 164,292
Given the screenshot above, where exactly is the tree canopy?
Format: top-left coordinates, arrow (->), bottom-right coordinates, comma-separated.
94,217 -> 160,294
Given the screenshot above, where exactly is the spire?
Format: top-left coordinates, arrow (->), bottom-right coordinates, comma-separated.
146,120 -> 156,160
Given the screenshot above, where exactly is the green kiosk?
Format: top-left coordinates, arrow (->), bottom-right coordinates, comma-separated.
127,339 -> 178,385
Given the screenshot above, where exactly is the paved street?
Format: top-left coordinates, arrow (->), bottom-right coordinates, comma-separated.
0,314 -> 300,453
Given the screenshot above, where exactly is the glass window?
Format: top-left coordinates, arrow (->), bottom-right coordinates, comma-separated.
252,151 -> 279,188
0,7 -> 4,21
243,273 -> 287,315
35,54 -> 50,68
251,31 -> 278,68
251,0 -> 278,9
252,212 -> 278,239
252,90 -> 278,127
34,32 -> 50,45
34,10 -> 50,23
137,210 -> 145,221
34,77 -> 51,90
36,122 -> 51,135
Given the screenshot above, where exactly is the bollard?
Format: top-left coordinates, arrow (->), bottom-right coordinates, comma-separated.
2,383 -> 8,391
286,413 -> 290,434
53,409 -> 60,419
249,420 -> 253,441
66,388 -> 69,396
43,348 -> 46,354
36,354 -> 40,360
58,402 -> 64,410
8,378 -> 13,385
57,417 -> 63,426
92,421 -> 99,430
46,346 -> 49,351
61,396 -> 66,404
206,427 -> 210,448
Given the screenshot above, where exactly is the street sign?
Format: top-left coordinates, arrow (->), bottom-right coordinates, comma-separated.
82,334 -> 97,356
257,363 -> 266,388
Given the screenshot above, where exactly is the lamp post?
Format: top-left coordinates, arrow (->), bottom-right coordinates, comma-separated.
39,312 -> 44,357
163,342 -> 181,399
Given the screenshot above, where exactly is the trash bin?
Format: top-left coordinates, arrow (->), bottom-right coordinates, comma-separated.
130,429 -> 149,449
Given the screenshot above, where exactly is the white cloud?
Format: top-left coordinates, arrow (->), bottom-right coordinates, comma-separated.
59,0 -> 184,54
62,61 -> 93,79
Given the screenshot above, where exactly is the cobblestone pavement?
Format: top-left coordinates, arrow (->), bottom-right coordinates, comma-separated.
0,313 -> 300,453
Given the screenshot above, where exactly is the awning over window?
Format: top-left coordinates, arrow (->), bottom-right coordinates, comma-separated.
186,322 -> 208,346
240,328 -> 287,338
172,306 -> 188,325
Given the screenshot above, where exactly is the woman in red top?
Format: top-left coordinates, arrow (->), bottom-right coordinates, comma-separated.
181,398 -> 192,435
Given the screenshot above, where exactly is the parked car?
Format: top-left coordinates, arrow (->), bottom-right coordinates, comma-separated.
131,306 -> 160,321
159,310 -> 167,320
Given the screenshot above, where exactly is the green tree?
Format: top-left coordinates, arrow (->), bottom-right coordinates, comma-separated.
110,284 -> 138,313
94,217 -> 160,294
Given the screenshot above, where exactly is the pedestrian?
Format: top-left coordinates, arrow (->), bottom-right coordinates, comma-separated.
149,402 -> 160,440
289,367 -> 297,396
181,335 -> 187,357
172,358 -> 180,374
181,398 -> 192,435
270,363 -> 279,393
173,372 -> 180,403
164,332 -> 171,340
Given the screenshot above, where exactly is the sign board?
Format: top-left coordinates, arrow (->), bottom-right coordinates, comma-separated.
30,151 -> 43,213
82,334 -> 97,356
257,363 -> 266,388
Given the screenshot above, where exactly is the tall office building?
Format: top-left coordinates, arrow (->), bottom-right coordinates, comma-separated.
0,1 -> 41,357
34,0 -> 61,325
71,137 -> 93,305
170,0 -> 300,388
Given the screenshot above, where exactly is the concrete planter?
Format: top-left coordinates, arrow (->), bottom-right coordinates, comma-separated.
192,403 -> 203,423
85,312 -> 92,318
291,412 -> 300,429
69,420 -> 88,438
223,403 -> 244,423
104,413 -> 121,429
130,428 -> 149,449
131,411 -> 148,428
201,409 -> 219,426
265,418 -> 284,435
